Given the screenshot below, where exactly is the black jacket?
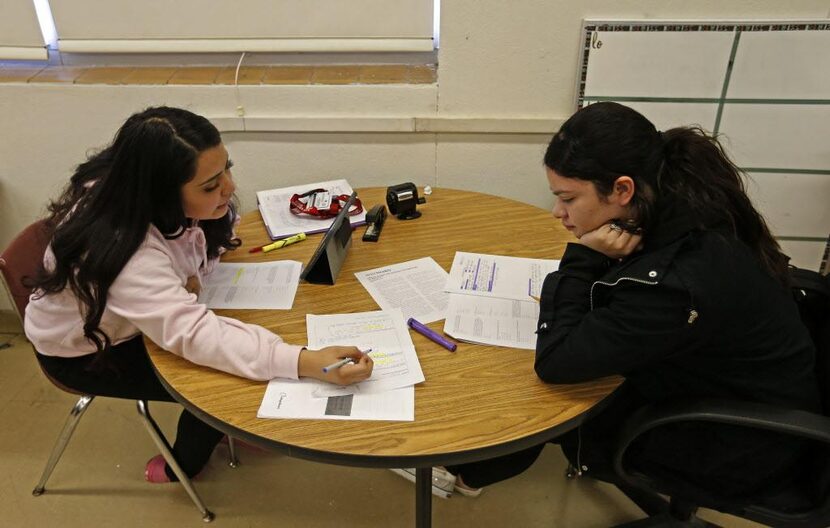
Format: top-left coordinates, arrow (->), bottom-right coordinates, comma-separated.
535,207 -> 820,496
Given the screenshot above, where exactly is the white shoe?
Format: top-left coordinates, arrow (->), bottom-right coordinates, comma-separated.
453,474 -> 483,498
390,467 -> 456,499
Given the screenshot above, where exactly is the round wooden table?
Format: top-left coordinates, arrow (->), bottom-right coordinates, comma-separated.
147,187 -> 622,527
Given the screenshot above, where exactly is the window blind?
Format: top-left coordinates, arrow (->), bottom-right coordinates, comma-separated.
0,0 -> 47,60
50,0 -> 434,53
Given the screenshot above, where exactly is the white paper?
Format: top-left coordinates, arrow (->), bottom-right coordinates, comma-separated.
355,257 -> 449,324
443,293 -> 540,350
445,252 -> 559,301
256,179 -> 367,240
198,261 -> 301,309
257,380 -> 414,421
306,309 -> 425,397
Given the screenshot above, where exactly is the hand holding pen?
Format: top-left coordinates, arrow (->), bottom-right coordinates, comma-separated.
322,348 -> 373,372
298,346 -> 373,385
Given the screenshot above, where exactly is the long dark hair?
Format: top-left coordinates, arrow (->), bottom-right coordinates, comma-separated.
32,106 -> 240,363
544,102 -> 788,285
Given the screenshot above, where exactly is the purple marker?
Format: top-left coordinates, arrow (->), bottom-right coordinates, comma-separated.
407,317 -> 457,352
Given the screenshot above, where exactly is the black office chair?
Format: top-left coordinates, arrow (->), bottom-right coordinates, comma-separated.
0,219 -> 239,522
606,267 -> 830,528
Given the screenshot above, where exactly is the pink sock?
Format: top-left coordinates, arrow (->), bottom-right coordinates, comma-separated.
144,454 -> 171,484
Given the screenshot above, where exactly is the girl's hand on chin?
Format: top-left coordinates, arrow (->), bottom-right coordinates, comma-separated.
579,222 -> 643,259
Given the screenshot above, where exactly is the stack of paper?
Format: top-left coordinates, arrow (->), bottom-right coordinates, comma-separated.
256,179 -> 367,240
257,309 -> 424,421
442,252 -> 559,350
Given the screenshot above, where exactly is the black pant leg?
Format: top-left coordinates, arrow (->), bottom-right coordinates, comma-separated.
444,384 -> 642,489
554,383 -> 646,484
36,336 -> 176,401
170,411 -> 225,478
445,443 -> 546,488
37,337 -> 223,478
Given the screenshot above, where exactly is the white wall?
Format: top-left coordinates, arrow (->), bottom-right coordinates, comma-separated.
1,0 -> 828,312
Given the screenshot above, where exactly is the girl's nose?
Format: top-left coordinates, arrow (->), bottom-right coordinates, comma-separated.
222,174 -> 235,196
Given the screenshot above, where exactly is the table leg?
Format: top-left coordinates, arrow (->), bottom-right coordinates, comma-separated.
415,466 -> 432,528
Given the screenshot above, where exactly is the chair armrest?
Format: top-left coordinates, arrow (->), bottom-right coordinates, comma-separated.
612,398 -> 830,489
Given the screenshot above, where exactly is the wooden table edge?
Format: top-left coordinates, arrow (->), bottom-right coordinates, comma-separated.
146,339 -> 621,468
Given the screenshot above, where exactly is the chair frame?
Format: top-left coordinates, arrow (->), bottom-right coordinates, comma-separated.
611,398 -> 830,528
1,220 -> 239,523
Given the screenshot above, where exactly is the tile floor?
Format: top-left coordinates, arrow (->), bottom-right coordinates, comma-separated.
0,331 -> 763,527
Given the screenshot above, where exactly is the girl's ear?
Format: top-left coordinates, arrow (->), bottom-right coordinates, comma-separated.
612,176 -> 635,206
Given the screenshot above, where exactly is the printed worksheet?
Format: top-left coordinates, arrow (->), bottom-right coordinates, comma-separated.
445,252 -> 559,301
442,293 -> 539,350
198,261 -> 301,309
306,308 -> 425,396
257,380 -> 414,421
355,257 -> 449,324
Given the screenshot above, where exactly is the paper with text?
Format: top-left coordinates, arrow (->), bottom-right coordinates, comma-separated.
445,252 -> 559,301
257,380 -> 414,421
198,261 -> 301,309
355,257 -> 449,324
307,309 -> 425,397
443,293 -> 539,350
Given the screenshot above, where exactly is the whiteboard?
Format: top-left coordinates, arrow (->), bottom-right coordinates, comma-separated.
577,20 -> 830,270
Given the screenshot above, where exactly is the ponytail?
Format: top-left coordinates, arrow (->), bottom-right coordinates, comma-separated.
658,127 -> 789,285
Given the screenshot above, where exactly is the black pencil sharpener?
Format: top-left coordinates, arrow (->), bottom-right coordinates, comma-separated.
386,182 -> 426,220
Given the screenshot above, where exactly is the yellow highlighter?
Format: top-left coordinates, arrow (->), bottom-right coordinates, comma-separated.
261,232 -> 307,253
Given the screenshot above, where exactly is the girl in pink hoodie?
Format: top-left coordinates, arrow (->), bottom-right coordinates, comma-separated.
25,106 -> 372,483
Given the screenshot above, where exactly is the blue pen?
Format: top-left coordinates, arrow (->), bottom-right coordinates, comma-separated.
322,357 -> 353,373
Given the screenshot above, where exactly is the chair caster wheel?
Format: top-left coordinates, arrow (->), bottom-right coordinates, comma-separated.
566,463 -> 586,479
566,464 -> 579,479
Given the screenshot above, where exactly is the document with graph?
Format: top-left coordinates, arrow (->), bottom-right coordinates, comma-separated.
306,308 -> 425,396
444,252 -> 559,301
443,294 -> 539,350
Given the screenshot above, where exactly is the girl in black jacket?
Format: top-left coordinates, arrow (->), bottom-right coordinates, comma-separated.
441,102 -> 820,500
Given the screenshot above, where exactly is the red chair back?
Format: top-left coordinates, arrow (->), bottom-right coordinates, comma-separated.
0,220 -> 51,322
0,220 -> 87,395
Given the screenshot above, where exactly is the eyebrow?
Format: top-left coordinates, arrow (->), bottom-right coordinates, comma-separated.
198,155 -> 230,187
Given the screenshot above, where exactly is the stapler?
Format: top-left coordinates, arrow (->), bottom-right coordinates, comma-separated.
362,204 -> 387,242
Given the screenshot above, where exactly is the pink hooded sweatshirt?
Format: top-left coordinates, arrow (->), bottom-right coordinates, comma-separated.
25,224 -> 302,381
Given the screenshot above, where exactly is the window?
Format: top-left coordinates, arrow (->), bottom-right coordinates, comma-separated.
0,0 -> 48,60
48,0 -> 435,54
